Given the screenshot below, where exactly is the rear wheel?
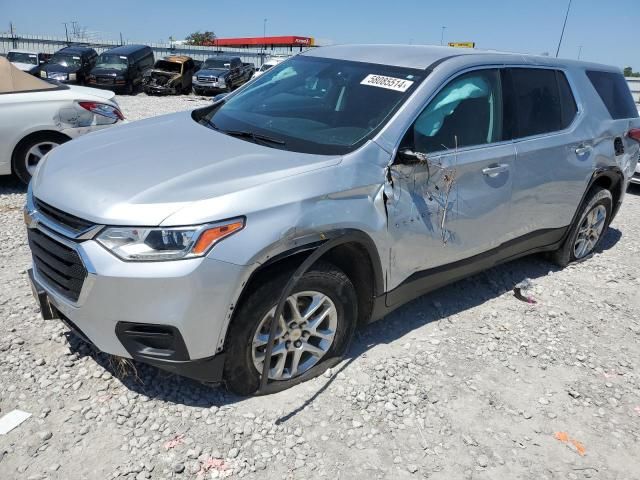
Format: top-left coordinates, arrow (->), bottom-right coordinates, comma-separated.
551,187 -> 612,267
12,132 -> 69,185
223,261 -> 357,396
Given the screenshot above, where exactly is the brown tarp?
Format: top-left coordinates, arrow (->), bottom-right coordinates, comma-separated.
0,56 -> 57,93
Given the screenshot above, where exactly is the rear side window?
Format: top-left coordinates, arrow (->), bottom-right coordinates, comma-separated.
509,68 -> 570,138
586,70 -> 638,119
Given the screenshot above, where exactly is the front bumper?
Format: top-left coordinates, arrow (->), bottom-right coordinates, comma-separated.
193,82 -> 227,94
27,225 -> 250,383
143,84 -> 180,95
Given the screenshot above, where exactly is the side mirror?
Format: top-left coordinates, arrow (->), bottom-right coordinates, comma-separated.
396,148 -> 427,165
212,92 -> 228,103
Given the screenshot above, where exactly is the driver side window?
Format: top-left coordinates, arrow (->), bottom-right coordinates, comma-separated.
410,69 -> 503,153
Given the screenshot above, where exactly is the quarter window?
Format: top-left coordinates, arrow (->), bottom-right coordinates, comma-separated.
410,69 -> 503,153
586,70 -> 639,120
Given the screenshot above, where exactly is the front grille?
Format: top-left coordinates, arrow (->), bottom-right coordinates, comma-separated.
35,198 -> 94,234
96,76 -> 115,85
197,76 -> 217,83
28,228 -> 87,302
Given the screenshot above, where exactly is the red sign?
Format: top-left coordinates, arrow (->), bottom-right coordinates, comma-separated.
205,36 -> 314,47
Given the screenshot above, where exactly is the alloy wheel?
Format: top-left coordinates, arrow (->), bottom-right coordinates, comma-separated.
25,141 -> 58,176
252,291 -> 338,380
573,204 -> 607,259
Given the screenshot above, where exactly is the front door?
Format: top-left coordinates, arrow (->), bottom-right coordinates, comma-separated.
387,68 -> 515,291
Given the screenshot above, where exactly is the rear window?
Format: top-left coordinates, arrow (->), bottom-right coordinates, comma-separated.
586,70 -> 638,119
509,68 -> 574,138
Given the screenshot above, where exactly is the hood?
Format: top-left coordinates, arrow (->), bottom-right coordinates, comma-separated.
42,63 -> 80,74
32,110 -> 342,226
11,62 -> 38,72
198,68 -> 229,76
91,67 -> 127,77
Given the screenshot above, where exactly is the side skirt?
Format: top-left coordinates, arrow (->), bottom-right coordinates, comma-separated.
369,227 -> 568,322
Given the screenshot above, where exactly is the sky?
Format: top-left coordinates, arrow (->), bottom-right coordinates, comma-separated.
1,0 -> 637,69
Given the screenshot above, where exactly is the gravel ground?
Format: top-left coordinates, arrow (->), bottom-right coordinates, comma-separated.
1,95 -> 640,480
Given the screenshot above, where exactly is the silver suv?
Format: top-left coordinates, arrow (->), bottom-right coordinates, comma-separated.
25,45 -> 640,395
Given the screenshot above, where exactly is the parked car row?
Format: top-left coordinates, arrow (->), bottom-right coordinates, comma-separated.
7,44 -> 267,96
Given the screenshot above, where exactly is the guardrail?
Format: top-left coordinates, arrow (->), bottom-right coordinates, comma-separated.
626,77 -> 640,105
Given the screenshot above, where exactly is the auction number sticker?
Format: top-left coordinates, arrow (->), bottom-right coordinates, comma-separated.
361,74 -> 414,92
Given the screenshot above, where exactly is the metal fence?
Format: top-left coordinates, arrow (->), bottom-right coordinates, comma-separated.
626,78 -> 640,105
0,33 -> 304,65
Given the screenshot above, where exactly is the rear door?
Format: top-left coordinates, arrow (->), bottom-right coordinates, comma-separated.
506,67 -> 588,238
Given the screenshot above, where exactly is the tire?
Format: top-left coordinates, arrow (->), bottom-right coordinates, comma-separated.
192,87 -> 201,96
224,261 -> 358,396
125,82 -> 133,95
551,187 -> 613,267
12,132 -> 69,185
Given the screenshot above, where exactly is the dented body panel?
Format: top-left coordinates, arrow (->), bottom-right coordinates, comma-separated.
0,84 -> 121,176
26,45 -> 640,373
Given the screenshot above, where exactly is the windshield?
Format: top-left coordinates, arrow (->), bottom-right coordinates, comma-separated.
154,60 -> 182,73
204,58 -> 231,69
259,63 -> 275,72
198,55 -> 425,155
96,53 -> 128,70
51,54 -> 81,67
8,52 -> 38,65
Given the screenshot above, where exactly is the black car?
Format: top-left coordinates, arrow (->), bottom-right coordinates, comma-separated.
39,46 -> 97,85
88,45 -> 154,94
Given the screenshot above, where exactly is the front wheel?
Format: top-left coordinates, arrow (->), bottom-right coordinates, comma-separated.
12,132 -> 69,185
224,261 -> 357,396
551,187 -> 612,267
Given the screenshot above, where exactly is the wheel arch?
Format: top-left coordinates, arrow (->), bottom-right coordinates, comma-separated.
11,130 -> 71,174
231,229 -> 385,330
587,166 -> 624,220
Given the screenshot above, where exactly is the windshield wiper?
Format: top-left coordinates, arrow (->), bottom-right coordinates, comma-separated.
222,129 -> 286,146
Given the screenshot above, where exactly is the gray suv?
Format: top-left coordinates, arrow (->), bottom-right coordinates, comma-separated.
25,45 -> 640,395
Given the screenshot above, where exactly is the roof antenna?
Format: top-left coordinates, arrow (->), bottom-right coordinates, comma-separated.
555,0 -> 573,58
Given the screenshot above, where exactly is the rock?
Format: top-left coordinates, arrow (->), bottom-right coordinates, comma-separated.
477,455 -> 489,467
173,463 -> 185,474
37,431 -> 53,441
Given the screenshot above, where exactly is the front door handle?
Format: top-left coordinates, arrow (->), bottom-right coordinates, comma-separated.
574,145 -> 592,156
482,164 -> 510,177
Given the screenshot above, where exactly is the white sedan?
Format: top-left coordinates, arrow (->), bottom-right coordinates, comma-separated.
0,56 -> 124,184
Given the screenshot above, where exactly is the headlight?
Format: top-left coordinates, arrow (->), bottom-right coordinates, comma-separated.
69,73 -> 77,81
78,101 -> 125,120
96,219 -> 244,261
192,75 -> 197,82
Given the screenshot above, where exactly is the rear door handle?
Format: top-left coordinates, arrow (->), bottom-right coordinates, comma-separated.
482,164 -> 510,177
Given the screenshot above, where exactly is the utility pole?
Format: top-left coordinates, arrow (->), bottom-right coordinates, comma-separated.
556,0 -> 573,58
262,18 -> 268,64
577,45 -> 583,60
440,26 -> 446,46
9,21 -> 17,48
63,22 -> 70,43
120,32 -> 124,46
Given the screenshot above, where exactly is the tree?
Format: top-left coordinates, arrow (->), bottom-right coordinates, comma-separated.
624,66 -> 640,78
185,31 -> 216,46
